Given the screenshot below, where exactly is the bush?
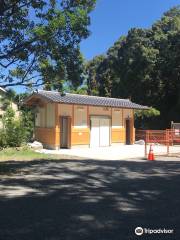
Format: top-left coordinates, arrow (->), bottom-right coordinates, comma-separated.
20,109 -> 34,142
0,107 -> 30,148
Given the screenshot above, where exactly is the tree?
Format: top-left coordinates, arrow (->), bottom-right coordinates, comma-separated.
86,6 -> 180,129
0,0 -> 96,90
86,55 -> 105,95
135,108 -> 160,129
0,88 -> 17,111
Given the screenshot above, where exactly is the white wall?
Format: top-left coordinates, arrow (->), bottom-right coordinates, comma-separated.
123,109 -> 133,119
74,105 -> 87,128
35,104 -> 55,128
58,104 -> 72,117
46,103 -> 55,127
89,106 -> 111,116
112,108 -> 123,128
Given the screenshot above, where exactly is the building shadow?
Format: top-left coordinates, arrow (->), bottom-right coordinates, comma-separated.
0,159 -> 180,240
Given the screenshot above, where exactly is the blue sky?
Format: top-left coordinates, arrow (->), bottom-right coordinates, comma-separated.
80,0 -> 180,60
12,0 -> 180,93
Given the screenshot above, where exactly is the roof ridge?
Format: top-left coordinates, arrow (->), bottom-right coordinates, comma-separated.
25,89 -> 149,109
38,90 -> 130,102
66,93 -> 131,101
38,89 -> 58,93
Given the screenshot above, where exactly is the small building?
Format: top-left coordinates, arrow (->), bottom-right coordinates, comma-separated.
25,90 -> 148,149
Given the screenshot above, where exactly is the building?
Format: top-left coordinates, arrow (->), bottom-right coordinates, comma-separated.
24,90 -> 148,149
0,87 -> 19,128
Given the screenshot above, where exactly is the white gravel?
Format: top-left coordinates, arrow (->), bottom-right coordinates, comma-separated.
37,144 -> 180,161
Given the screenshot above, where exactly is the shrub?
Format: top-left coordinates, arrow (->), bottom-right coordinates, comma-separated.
0,107 -> 29,148
0,129 -> 7,148
20,109 -> 34,142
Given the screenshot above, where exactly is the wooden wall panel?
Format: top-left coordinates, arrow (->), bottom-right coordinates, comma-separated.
46,103 -> 55,127
35,127 -> 56,145
112,108 -> 123,128
71,128 -> 90,145
74,105 -> 87,128
58,104 -> 73,117
112,128 -> 125,143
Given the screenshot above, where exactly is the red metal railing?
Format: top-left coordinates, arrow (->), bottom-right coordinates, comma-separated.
136,129 -> 180,157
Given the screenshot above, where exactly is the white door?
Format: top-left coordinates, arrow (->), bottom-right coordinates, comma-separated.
100,118 -> 110,146
90,118 -> 100,147
90,117 -> 110,147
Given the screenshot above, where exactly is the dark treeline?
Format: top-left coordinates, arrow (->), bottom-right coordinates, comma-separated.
86,6 -> 180,129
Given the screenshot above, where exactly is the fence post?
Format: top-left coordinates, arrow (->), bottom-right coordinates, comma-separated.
166,129 -> 169,155
145,130 -> 148,158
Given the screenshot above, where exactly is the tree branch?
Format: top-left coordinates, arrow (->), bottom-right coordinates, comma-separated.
0,78 -> 43,88
0,0 -> 32,17
0,57 -> 19,68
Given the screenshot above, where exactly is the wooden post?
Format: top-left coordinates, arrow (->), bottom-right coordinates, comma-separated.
147,130 -> 150,144
72,104 -> 74,126
55,103 -> 60,148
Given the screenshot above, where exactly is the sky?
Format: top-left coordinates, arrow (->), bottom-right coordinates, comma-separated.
12,0 -> 180,93
80,0 -> 180,60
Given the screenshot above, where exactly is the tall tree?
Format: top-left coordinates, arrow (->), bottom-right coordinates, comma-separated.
86,6 -> 180,129
86,55 -> 105,95
0,0 -> 96,89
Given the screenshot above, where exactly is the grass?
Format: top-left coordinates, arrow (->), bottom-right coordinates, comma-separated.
0,147 -> 60,161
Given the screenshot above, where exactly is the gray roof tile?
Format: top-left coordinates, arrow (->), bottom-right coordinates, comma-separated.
27,90 -> 149,110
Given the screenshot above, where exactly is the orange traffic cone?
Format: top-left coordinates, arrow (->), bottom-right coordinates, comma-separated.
148,145 -> 155,161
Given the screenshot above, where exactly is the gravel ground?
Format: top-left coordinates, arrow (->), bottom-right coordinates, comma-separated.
38,144 -> 180,161
0,158 -> 180,240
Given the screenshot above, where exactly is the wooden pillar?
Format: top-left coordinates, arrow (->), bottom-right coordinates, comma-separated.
87,105 -> 89,127
55,103 -> 59,129
110,107 -> 112,145
87,105 -> 90,145
55,103 -> 60,148
45,103 -> 47,128
132,109 -> 135,144
122,109 -> 124,127
72,104 -> 74,127
122,109 -> 125,143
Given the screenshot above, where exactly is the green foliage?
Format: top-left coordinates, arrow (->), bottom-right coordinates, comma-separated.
135,108 -> 160,119
86,6 -> 180,129
0,88 -> 16,111
0,0 -> 96,90
1,99 -> 10,111
86,55 -> 106,96
16,93 -> 35,141
0,106 -> 33,148
21,109 -> 34,142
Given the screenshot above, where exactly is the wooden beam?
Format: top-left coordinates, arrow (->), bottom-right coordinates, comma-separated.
55,103 -> 59,129
122,109 -> 124,127
87,105 -> 89,127
72,104 -> 74,127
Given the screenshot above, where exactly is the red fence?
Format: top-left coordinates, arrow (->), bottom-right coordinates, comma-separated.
136,129 -> 180,157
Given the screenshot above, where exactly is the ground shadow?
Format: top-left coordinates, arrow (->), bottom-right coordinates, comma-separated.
0,159 -> 180,240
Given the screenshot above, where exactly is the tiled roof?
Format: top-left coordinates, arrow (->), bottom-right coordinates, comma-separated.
27,90 -> 149,110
